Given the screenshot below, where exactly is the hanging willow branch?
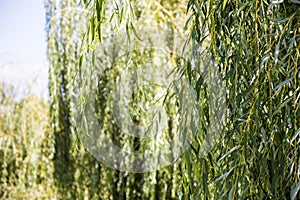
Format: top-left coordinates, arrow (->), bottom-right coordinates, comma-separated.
46,0 -> 299,199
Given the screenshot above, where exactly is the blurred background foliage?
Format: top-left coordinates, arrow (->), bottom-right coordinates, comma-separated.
0,83 -> 55,199
0,0 -> 299,199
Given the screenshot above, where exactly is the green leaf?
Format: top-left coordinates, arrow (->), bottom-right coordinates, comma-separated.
273,77 -> 293,91
131,22 -> 141,41
186,60 -> 192,84
291,180 -> 300,200
222,0 -> 229,11
218,146 -> 241,162
290,128 -> 300,143
237,2 -> 250,15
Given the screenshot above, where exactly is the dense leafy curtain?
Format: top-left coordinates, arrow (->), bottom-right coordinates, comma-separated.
184,1 -> 300,198
46,0 -> 299,199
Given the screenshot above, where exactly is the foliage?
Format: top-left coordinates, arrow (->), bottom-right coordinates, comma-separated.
1,0 -> 299,199
46,0 -> 191,199
184,0 -> 300,199
40,0 -> 300,199
0,83 -> 55,199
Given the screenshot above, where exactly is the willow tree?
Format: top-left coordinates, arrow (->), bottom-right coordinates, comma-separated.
181,0 -> 300,199
46,0 -> 93,198
46,0 -> 192,199
47,0 -> 299,199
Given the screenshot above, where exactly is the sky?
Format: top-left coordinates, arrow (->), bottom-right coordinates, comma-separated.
0,0 -> 48,99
